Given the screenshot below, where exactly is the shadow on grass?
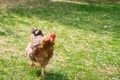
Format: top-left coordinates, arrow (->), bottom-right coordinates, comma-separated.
45,72 -> 69,80
35,70 -> 69,80
1,0 -> 120,38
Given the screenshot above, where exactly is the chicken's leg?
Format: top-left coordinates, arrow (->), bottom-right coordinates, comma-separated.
29,61 -> 36,68
40,68 -> 45,78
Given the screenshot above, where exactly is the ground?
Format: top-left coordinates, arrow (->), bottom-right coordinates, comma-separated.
0,0 -> 120,80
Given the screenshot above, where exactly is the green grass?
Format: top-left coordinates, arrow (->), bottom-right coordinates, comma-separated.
0,0 -> 120,80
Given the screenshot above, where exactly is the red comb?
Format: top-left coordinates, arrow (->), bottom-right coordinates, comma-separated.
50,32 -> 56,42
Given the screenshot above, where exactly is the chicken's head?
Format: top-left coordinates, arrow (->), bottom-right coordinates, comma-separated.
31,29 -> 43,36
50,32 -> 56,43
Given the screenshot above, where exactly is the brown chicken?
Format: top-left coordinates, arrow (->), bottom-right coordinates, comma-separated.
26,29 -> 56,78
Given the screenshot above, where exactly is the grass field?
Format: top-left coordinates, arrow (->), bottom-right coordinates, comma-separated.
0,0 -> 120,80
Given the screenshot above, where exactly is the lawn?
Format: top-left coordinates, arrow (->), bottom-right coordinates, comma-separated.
0,0 -> 120,80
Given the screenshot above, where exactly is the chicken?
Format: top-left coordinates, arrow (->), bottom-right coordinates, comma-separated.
26,29 -> 56,78
26,29 -> 44,63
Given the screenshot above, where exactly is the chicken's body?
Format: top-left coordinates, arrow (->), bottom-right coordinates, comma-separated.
26,29 -> 56,78
33,36 -> 54,67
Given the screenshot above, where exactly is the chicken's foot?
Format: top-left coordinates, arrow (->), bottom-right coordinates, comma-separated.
29,62 -> 36,68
